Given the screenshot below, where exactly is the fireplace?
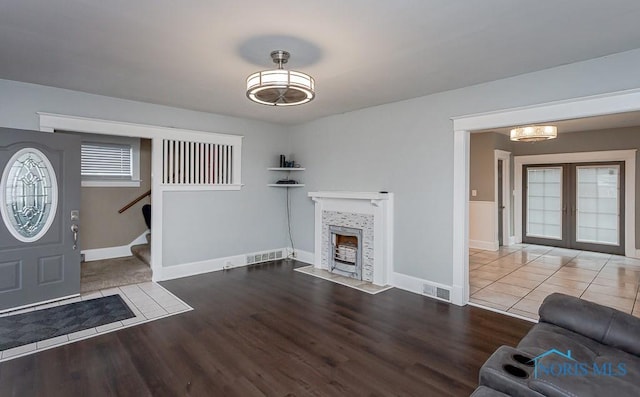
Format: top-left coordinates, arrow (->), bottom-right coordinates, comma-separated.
308,191 -> 394,286
329,225 -> 363,280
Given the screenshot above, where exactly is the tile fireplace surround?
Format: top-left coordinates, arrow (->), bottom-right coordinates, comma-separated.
308,191 -> 394,286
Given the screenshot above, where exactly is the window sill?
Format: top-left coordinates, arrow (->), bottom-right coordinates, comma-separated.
82,180 -> 141,188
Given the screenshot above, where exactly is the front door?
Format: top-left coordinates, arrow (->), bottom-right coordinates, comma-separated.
0,128 -> 81,311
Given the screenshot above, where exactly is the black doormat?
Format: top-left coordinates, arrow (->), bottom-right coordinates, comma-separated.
0,294 -> 135,351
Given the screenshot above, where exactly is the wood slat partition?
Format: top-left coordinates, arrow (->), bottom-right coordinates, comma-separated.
162,139 -> 235,186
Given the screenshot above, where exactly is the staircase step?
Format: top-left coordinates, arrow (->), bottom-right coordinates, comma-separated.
131,243 -> 151,267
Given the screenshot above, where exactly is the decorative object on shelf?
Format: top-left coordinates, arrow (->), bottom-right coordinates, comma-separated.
276,179 -> 299,185
246,50 -> 315,106
273,154 -> 301,168
510,125 -> 557,142
268,163 -> 305,187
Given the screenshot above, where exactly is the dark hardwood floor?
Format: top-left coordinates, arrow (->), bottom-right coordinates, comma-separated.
0,260 -> 532,396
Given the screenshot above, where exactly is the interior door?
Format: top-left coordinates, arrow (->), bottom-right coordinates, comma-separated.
497,159 -> 504,246
522,165 -> 568,247
522,162 -> 624,255
0,127 -> 81,311
570,162 -> 624,255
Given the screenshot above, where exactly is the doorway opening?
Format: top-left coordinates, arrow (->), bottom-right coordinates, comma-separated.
453,90 -> 640,308
60,132 -> 153,293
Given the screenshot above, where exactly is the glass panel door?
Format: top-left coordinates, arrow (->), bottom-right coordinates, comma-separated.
522,161 -> 624,255
572,163 -> 624,254
524,166 -> 564,243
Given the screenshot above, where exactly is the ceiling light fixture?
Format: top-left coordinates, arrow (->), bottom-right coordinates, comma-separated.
246,50 -> 315,106
510,125 -> 558,142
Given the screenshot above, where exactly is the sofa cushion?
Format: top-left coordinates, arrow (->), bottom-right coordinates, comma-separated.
519,322 -> 640,372
517,323 -> 640,397
470,385 -> 511,397
529,369 -> 640,397
538,293 -> 640,357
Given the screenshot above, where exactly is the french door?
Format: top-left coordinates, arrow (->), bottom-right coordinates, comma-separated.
523,162 -> 624,255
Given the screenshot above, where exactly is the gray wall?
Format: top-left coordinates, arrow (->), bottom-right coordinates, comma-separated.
0,78 -> 291,268
289,48 -> 640,286
3,46 -> 640,284
80,138 -> 151,250
469,132 -> 511,201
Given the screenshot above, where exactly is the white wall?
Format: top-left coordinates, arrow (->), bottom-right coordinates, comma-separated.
469,201 -> 497,251
0,79 -> 291,268
289,48 -> 640,286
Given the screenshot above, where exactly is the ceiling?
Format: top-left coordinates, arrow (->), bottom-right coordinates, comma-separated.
2,1 -> 640,125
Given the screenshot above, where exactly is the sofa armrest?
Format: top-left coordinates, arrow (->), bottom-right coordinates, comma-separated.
539,293 -> 640,357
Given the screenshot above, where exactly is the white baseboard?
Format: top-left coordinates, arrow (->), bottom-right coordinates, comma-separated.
507,236 -> 517,246
293,249 -> 314,265
159,247 -> 290,281
160,255 -> 239,281
391,271 -> 453,303
82,230 -> 149,262
469,239 -> 499,251
288,250 -> 460,305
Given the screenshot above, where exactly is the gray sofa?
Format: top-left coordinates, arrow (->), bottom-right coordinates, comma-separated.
471,293 -> 640,397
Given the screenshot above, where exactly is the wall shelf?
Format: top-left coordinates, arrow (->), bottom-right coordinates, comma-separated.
268,166 -> 305,187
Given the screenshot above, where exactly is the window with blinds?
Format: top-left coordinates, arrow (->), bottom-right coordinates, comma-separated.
78,136 -> 141,187
81,142 -> 133,178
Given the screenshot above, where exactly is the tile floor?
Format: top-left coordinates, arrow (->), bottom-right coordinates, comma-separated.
0,281 -> 192,362
469,244 -> 640,321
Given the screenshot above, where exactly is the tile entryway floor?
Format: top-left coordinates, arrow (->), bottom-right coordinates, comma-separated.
0,281 -> 192,362
469,244 -> 640,321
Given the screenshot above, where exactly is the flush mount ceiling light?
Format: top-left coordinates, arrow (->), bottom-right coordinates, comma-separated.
246,50 -> 315,106
510,125 -> 558,142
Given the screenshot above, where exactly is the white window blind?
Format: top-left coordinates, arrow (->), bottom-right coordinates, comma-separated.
81,142 -> 133,178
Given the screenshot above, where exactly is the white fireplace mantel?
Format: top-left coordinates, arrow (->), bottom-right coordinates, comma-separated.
308,191 -> 394,286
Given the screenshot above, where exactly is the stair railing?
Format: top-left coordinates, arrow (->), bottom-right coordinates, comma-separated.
118,189 -> 151,214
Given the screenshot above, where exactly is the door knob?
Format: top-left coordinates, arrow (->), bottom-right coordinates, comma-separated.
71,224 -> 79,250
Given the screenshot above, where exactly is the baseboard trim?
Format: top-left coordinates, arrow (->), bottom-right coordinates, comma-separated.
293,249 -> 314,265
450,285 -> 465,307
159,247 -> 290,281
289,251 -> 458,305
82,231 -> 149,262
469,239 -> 499,251
391,272 -> 453,303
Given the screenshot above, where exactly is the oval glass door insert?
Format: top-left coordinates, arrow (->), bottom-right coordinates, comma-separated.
1,148 -> 58,242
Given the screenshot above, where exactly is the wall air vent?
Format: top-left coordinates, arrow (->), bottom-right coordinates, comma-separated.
247,250 -> 285,266
436,288 -> 450,301
422,283 -> 451,302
